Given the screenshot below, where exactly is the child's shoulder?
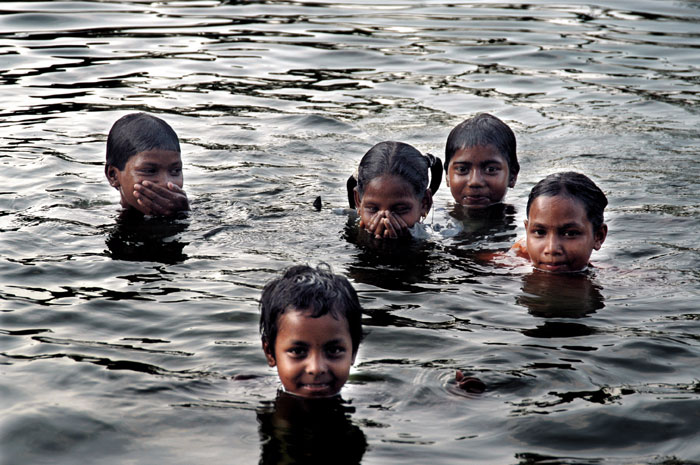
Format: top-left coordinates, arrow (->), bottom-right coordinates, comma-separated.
509,237 -> 529,259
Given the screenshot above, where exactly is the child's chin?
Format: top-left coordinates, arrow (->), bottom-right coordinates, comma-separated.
458,200 -> 505,213
121,201 -> 148,215
291,384 -> 340,398
534,263 -> 587,274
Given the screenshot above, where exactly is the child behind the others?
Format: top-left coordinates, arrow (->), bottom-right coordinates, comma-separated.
260,265 -> 363,398
347,141 -> 442,239
444,113 -> 519,210
514,171 -> 608,273
105,112 -> 189,216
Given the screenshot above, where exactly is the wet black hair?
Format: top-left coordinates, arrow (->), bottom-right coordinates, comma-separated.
106,113 -> 180,170
259,264 -> 363,357
526,172 -> 608,231
444,113 -> 519,177
346,141 -> 443,209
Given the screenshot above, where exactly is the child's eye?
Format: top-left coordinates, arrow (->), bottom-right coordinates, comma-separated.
531,228 -> 546,236
563,230 -> 581,237
287,347 -> 307,358
484,165 -> 501,175
170,168 -> 182,176
393,206 -> 410,215
326,346 -> 346,358
453,165 -> 468,174
364,206 -> 378,214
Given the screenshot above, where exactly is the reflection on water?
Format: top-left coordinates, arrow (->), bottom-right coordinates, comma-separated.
517,271 -> 605,319
447,203 -> 518,247
517,271 -> 604,339
257,391 -> 366,465
105,210 -> 189,264
344,218 -> 440,291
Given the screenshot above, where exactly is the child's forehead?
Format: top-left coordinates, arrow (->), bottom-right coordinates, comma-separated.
130,148 -> 182,163
364,174 -> 416,194
531,194 -> 589,220
454,143 -> 506,159
277,307 -> 348,327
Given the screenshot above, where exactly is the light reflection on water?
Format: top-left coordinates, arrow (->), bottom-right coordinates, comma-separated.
1,1 -> 699,464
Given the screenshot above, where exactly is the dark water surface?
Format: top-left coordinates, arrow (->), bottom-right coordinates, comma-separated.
1,1 -> 699,464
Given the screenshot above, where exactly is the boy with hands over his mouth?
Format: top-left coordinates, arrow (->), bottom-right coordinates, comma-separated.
105,113 -> 189,216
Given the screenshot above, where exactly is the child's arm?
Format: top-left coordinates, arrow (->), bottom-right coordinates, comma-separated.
510,238 -> 529,259
474,238 -> 529,263
133,181 -> 190,216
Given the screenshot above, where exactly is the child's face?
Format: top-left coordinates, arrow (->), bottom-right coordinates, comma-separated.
354,175 -> 429,230
525,195 -> 607,273
446,145 -> 515,209
265,308 -> 355,398
106,149 -> 183,214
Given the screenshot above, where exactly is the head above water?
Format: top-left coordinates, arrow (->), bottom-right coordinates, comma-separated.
347,141 -> 443,209
104,112 -> 188,216
526,171 -> 608,231
106,112 -> 180,170
524,172 -> 608,273
444,113 -> 519,178
259,264 -> 363,358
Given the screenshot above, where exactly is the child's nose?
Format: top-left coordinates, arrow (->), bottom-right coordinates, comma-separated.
544,234 -> 562,254
467,169 -> 485,186
306,353 -> 327,375
154,170 -> 174,185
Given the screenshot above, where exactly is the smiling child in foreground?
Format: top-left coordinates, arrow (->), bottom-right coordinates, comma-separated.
105,112 -> 189,216
513,171 -> 608,273
259,265 -> 363,398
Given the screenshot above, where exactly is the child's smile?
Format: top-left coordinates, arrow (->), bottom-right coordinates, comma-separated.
266,309 -> 355,398
446,145 -> 515,209
525,195 -> 607,273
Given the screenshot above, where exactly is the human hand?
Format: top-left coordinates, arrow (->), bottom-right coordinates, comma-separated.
359,211 -> 411,239
379,212 -> 410,239
455,370 -> 486,393
359,211 -> 387,239
133,181 -> 189,216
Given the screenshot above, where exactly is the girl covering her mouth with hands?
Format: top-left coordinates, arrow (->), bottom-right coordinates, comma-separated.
347,141 -> 442,239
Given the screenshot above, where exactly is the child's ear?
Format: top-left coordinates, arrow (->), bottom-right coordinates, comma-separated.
593,223 -> 608,250
508,170 -> 518,188
105,165 -> 121,188
524,219 -> 529,230
421,189 -> 433,216
353,188 -> 361,211
262,341 -> 276,367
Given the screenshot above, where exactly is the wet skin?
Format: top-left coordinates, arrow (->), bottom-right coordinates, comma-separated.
264,309 -> 355,398
525,195 -> 607,273
106,149 -> 189,216
446,145 -> 516,209
354,175 -> 431,239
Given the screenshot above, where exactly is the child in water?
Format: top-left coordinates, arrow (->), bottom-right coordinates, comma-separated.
444,113 -> 519,210
105,113 -> 189,216
260,265 -> 363,398
513,172 -> 608,273
347,141 -> 442,239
